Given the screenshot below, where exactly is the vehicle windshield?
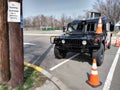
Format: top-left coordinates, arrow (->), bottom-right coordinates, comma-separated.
67,22 -> 97,34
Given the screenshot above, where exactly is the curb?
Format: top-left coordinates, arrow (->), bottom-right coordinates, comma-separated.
24,33 -> 62,36
24,62 -> 70,90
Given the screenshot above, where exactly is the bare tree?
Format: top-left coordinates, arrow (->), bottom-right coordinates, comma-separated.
23,14 -> 75,30
49,16 -> 54,27
66,16 -> 73,24
93,0 -> 120,23
61,14 -> 66,26
40,14 -> 47,26
24,17 -> 33,28
32,16 -> 41,28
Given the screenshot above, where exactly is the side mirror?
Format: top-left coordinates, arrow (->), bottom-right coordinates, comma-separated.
63,26 -> 66,32
110,24 -> 114,31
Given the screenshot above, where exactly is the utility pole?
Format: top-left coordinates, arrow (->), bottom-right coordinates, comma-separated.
0,0 -> 10,83
8,0 -> 24,88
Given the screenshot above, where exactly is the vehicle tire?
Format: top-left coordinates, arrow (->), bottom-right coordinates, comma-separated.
92,43 -> 104,66
54,45 -> 67,59
89,49 -> 93,58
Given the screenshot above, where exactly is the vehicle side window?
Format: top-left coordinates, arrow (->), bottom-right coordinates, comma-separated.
87,23 -> 96,31
77,24 -> 83,31
102,24 -> 106,31
72,24 -> 78,30
91,23 -> 95,31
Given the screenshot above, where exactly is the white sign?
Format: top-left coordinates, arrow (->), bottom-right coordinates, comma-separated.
8,2 -> 20,22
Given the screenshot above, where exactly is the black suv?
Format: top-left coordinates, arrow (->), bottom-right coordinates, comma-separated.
50,17 -> 114,66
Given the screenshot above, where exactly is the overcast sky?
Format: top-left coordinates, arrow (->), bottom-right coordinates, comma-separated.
23,0 -> 96,18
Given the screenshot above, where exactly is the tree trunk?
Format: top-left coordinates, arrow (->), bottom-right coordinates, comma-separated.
8,0 -> 24,88
0,0 -> 10,83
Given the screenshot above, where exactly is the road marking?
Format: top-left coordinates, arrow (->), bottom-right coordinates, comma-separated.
103,47 -> 120,90
24,43 -> 36,46
50,53 -> 79,71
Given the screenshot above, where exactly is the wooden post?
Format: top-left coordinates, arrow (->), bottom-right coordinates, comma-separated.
8,0 -> 24,88
0,0 -> 10,83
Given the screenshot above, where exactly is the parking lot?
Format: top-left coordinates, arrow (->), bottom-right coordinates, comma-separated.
24,30 -> 120,90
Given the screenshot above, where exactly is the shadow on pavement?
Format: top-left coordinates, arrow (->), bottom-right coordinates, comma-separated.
70,53 -> 92,65
29,44 -> 54,66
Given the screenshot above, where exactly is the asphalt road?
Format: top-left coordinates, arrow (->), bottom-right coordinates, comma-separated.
24,30 -> 120,90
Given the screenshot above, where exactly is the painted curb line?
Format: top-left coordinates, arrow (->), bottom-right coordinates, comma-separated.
24,62 -> 70,90
24,33 -> 63,36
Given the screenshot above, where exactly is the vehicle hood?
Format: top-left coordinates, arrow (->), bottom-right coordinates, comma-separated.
59,33 -> 99,40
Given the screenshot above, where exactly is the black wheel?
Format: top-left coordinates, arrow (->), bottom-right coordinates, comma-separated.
54,45 -> 67,59
89,49 -> 93,58
92,43 -> 105,66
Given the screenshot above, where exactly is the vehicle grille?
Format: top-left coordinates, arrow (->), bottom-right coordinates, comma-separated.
65,39 -> 82,45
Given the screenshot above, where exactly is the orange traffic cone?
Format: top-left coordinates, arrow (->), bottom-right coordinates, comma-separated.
115,36 -> 120,47
96,16 -> 103,34
87,59 -> 102,87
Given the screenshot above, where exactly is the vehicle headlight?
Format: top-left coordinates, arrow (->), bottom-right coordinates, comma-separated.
82,40 -> 87,45
62,40 -> 65,44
